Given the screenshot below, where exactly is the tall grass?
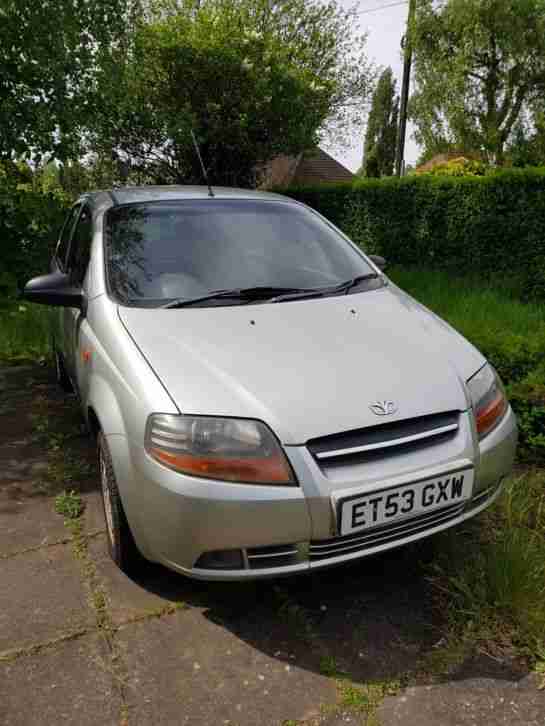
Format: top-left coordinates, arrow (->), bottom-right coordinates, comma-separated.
389,266 -> 545,339
427,470 -> 545,673
0,302 -> 52,363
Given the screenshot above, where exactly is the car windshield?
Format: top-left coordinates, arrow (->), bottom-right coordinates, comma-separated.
105,199 -> 377,306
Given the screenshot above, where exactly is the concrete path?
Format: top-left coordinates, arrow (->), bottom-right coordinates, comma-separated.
1,365 -> 543,725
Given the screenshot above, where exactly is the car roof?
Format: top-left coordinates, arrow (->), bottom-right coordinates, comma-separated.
79,185 -> 289,210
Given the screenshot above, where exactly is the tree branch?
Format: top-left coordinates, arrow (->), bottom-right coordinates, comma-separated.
500,83 -> 528,144
497,65 -> 521,128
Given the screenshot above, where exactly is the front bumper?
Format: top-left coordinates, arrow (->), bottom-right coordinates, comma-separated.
111,406 -> 517,581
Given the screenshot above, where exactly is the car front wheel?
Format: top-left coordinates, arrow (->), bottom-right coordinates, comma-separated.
98,431 -> 141,574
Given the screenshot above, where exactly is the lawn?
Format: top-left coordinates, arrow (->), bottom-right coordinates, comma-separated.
0,301 -> 52,364
389,265 -> 545,339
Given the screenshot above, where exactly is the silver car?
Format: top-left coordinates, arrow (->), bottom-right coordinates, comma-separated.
24,186 -> 517,580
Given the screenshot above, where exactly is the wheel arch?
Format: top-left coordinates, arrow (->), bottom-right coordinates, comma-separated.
85,374 -> 126,437
86,381 -> 153,561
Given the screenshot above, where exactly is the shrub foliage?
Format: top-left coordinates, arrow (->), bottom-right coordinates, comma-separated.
281,168 -> 545,301
0,162 -> 69,294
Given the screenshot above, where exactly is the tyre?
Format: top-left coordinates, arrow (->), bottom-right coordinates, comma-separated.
54,349 -> 73,393
98,431 -> 141,574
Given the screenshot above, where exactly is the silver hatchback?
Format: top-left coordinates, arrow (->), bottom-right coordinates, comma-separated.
24,186 -> 517,580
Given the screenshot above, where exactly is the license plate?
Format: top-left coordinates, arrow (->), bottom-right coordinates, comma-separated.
338,468 -> 474,536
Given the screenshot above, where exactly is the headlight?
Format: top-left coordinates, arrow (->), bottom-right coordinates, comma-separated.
145,414 -> 296,485
467,364 -> 507,439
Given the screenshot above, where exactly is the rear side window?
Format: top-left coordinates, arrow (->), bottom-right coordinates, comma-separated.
56,205 -> 81,270
68,206 -> 93,285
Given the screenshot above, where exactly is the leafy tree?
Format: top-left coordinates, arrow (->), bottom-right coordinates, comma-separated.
0,161 -> 69,292
91,0 -> 372,186
410,0 -> 545,165
507,108 -> 545,167
361,67 -> 399,177
0,0 -> 139,161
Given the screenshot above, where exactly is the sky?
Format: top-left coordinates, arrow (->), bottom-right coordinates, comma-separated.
324,0 -> 420,172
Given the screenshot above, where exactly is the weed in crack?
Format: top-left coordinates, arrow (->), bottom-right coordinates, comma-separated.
57,499 -> 129,723
319,655 -> 346,678
55,489 -> 85,519
0,628 -> 90,664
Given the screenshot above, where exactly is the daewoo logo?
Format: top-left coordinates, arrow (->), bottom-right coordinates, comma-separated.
369,400 -> 397,416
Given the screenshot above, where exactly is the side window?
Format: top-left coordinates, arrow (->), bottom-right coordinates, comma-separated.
56,205 -> 81,271
68,206 -> 93,285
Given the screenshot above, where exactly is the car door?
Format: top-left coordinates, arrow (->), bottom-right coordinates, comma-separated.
52,204 -> 83,366
63,204 -> 93,391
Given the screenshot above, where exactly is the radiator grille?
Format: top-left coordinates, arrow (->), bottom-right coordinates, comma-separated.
307,411 -> 459,465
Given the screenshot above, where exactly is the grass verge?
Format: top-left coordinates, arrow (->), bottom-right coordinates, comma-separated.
389,265 -> 545,339
0,300 -> 52,363
425,469 -> 545,685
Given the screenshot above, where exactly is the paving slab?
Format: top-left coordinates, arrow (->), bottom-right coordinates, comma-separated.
118,609 -> 337,726
88,534 -> 186,626
0,634 -> 121,726
0,494 -> 70,556
0,543 -> 94,655
260,546 -> 436,683
0,364 -> 77,555
377,655 -> 545,726
82,490 -> 107,535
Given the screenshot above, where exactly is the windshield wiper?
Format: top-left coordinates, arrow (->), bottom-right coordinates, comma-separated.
160,286 -> 307,309
161,276 -> 380,308
269,273 -> 379,303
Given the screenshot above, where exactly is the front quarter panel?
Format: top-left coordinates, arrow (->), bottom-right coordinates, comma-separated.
84,295 -> 178,439
82,294 -> 180,557
387,282 -> 487,383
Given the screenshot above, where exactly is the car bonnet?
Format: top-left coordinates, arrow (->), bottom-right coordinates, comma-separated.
118,286 -> 484,445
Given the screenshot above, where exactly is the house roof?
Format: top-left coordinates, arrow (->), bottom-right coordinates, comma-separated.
262,147 -> 354,188
292,147 -> 355,185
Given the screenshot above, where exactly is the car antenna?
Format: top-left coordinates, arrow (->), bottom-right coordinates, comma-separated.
190,130 -> 214,198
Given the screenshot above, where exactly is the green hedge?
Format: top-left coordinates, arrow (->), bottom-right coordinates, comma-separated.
507,364 -> 545,459
279,168 -> 545,300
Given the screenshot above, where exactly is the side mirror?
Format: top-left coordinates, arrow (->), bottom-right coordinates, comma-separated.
23,271 -> 83,308
369,254 -> 387,271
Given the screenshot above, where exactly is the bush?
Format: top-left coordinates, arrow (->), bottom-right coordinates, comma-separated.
279,168 -> 545,301
508,364 -> 545,459
417,157 -> 488,176
0,161 -> 70,295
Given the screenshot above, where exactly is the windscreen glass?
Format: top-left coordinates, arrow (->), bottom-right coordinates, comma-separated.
105,200 -> 375,305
